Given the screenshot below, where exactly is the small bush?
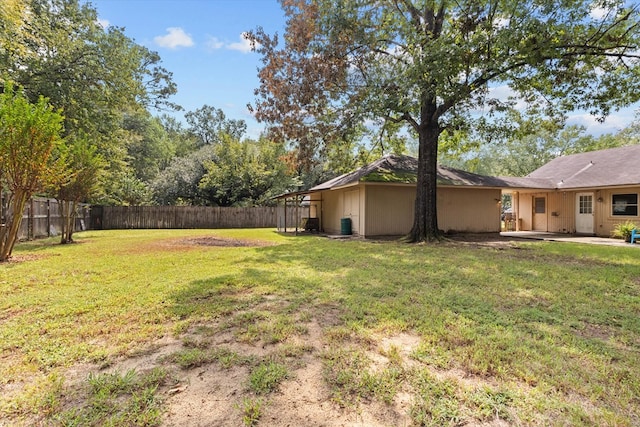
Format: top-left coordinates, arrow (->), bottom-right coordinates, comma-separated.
611,221 -> 637,240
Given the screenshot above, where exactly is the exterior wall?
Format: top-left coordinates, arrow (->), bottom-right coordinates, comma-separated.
437,187 -> 502,233
513,186 -> 640,236
318,186 -> 363,235
319,188 -> 343,235
594,187 -> 640,237
363,184 -> 415,236
513,191 -> 575,233
360,184 -> 501,237
546,192 -> 575,233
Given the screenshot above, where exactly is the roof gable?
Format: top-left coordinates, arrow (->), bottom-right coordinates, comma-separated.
309,154 -> 511,191
528,144 -> 640,189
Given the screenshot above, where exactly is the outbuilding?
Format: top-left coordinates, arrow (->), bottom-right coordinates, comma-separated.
280,154 -> 510,237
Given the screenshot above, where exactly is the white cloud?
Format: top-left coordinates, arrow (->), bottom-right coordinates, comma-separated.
227,32 -> 254,53
97,18 -> 110,29
154,27 -> 194,49
206,36 -> 224,50
566,111 -> 631,136
205,32 -> 258,54
590,6 -> 608,20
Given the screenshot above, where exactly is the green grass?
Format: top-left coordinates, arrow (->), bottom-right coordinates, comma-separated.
248,361 -> 289,395
1,229 -> 640,425
53,368 -> 168,426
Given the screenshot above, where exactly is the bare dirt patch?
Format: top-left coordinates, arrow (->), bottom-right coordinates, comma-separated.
3,253 -> 53,264
444,233 -> 527,249
147,236 -> 277,253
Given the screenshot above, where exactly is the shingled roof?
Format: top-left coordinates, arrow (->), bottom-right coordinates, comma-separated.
308,154 -> 514,192
525,144 -> 640,189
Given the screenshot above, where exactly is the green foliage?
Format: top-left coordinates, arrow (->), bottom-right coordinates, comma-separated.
611,221 -> 637,240
1,0 -> 178,204
54,368 -> 167,426
122,111 -> 176,183
185,104 -> 247,147
151,145 -> 213,205
198,134 -> 293,206
3,229 -> 640,424
0,82 -> 64,261
238,398 -> 262,427
440,111 -> 638,176
248,362 -> 289,395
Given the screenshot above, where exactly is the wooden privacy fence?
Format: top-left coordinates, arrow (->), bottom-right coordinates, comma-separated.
92,205 -> 302,230
11,197 -> 91,241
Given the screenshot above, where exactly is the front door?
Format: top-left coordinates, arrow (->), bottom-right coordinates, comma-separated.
533,196 -> 547,231
575,193 -> 594,234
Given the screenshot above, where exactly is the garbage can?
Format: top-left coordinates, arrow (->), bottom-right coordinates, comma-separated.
340,217 -> 352,235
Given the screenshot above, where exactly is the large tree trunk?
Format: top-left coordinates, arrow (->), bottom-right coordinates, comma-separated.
408,109 -> 441,242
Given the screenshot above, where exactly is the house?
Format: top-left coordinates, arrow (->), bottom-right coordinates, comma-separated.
281,154 -> 511,237
504,144 -> 640,236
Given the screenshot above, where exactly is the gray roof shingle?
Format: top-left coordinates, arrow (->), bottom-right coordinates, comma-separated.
527,144 -> 640,189
309,154 -> 516,191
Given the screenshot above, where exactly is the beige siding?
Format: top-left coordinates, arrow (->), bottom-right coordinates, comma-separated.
320,189 -> 343,235
594,187 -> 640,237
516,193 -> 533,231
546,192 -> 574,233
514,191 -> 574,232
437,187 -> 502,233
319,186 -> 362,235
364,184 -> 415,236
513,187 -> 640,236
360,184 -> 501,237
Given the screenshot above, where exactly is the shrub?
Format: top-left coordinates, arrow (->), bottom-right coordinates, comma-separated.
611,221 -> 637,241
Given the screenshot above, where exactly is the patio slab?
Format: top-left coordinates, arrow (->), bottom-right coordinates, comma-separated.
500,231 -> 637,247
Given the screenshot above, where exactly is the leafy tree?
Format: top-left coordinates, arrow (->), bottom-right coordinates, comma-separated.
160,114 -> 199,157
249,0 -> 640,241
441,110 -> 640,176
122,110 -> 175,183
48,136 -> 103,243
0,84 -> 64,261
109,172 -> 154,206
1,0 -> 179,204
151,146 -> 215,205
185,105 -> 247,146
198,135 -> 292,206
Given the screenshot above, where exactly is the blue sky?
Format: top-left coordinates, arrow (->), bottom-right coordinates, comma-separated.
88,0 -> 285,138
88,0 -> 638,139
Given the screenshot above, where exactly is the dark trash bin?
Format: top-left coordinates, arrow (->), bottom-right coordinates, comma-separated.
340,217 -> 352,235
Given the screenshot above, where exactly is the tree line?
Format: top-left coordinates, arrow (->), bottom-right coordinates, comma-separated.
1,0 -> 639,260
0,0 -> 378,260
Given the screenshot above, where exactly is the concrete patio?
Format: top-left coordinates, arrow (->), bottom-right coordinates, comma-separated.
500,231 -> 638,247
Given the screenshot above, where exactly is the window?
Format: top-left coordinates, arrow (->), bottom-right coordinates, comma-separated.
579,195 -> 593,214
534,197 -> 545,214
612,193 -> 638,216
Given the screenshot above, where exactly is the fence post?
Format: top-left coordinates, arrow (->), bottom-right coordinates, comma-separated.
28,198 -> 34,240
47,199 -> 51,237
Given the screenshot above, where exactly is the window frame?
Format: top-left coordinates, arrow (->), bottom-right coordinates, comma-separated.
611,193 -> 639,217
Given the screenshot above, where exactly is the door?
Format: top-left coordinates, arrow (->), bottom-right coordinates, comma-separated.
575,193 -> 594,234
343,189 -> 359,234
533,196 -> 547,231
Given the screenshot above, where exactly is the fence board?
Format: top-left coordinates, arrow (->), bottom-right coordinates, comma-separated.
94,205 -> 299,230
13,197 -> 91,241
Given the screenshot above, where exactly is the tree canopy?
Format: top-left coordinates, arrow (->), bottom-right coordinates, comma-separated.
249,0 -> 640,241
1,0 -> 179,204
0,84 -> 65,260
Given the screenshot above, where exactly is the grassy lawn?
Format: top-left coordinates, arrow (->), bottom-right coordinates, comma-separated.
1,229 -> 639,426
